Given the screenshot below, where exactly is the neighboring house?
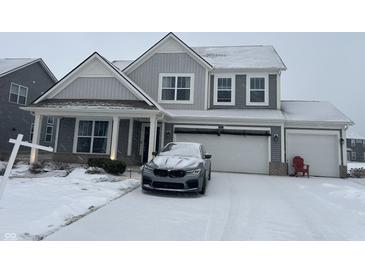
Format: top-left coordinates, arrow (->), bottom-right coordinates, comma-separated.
22,33 -> 353,177
0,58 -> 57,159
346,129 -> 365,162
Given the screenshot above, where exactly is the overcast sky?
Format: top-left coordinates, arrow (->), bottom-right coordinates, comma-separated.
0,32 -> 363,135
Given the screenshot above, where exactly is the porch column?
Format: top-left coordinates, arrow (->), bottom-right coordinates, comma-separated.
110,116 -> 120,160
30,113 -> 43,164
148,115 -> 157,162
127,118 -> 134,156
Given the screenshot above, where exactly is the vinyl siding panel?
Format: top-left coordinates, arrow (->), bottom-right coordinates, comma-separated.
53,77 -> 139,100
270,126 -> 282,163
127,53 -> 206,110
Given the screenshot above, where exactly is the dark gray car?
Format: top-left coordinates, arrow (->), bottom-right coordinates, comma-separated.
141,142 -> 212,194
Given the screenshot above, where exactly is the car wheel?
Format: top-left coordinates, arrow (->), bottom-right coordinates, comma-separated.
199,174 -> 207,195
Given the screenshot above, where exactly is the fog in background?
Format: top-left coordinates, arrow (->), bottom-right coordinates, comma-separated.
0,32 -> 363,134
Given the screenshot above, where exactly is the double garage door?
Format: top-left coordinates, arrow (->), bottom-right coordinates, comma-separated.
286,130 -> 340,177
175,127 -> 270,174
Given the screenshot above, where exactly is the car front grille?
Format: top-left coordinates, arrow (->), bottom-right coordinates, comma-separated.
152,181 -> 185,190
153,169 -> 186,178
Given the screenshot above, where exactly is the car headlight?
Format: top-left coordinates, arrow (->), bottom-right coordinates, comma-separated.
187,168 -> 201,175
143,165 -> 154,172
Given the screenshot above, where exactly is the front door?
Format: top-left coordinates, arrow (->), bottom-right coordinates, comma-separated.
142,126 -> 161,163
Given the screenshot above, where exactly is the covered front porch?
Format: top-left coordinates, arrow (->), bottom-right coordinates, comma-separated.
23,100 -> 169,166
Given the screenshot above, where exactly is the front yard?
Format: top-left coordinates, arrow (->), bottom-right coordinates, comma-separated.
0,162 -> 139,240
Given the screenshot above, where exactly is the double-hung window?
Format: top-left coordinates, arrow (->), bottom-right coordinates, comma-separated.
351,139 -> 356,147
9,82 -> 28,105
351,152 -> 356,161
45,117 -> 55,143
247,75 -> 268,106
75,120 -> 110,154
29,123 -> 34,142
214,75 -> 235,105
159,74 -> 194,103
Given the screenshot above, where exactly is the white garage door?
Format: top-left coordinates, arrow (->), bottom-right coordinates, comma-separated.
286,130 -> 340,177
175,133 -> 269,174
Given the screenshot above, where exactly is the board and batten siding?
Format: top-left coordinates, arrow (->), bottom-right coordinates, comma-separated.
53,77 -> 139,100
127,53 -> 206,110
209,74 -> 278,109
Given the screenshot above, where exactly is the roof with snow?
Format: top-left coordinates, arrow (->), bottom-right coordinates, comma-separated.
346,128 -> 365,140
112,60 -> 133,71
0,58 -> 57,81
192,46 -> 287,70
281,100 -> 353,125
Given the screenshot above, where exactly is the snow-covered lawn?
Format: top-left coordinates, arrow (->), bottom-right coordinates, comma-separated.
0,162 -> 139,240
47,173 -> 365,240
348,161 -> 365,171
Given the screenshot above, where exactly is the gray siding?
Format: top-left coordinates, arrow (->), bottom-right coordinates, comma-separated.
54,77 -> 139,100
128,53 -> 206,110
0,62 -> 56,159
209,74 -> 278,109
57,118 -> 75,153
347,138 -> 365,162
270,126 -> 282,163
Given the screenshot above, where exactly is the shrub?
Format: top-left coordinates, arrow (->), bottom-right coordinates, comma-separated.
29,162 -> 44,174
350,168 -> 365,178
87,158 -> 126,175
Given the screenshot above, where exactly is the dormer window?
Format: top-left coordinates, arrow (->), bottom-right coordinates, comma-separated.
158,73 -> 194,104
247,74 -> 268,106
213,74 -> 235,106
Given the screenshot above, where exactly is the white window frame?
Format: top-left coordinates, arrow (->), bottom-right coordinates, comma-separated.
351,139 -> 356,147
47,116 -> 55,125
9,82 -> 28,105
351,152 -> 356,161
29,123 -> 34,142
158,73 -> 194,104
356,139 -> 362,144
73,118 -> 112,155
246,74 -> 269,106
213,74 -> 236,106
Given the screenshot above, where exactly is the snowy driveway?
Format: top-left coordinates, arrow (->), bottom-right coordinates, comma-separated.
47,173 -> 365,240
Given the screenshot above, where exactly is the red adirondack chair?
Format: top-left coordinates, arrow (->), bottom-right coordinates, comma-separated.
292,156 -> 310,177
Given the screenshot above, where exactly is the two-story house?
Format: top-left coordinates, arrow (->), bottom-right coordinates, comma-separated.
22,33 -> 353,177
0,58 -> 57,159
347,129 -> 365,162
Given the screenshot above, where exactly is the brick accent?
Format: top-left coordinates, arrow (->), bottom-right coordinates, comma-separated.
339,165 -> 348,178
269,162 -> 288,176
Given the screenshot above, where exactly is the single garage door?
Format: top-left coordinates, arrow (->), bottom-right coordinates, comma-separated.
175,131 -> 269,174
286,130 -> 340,177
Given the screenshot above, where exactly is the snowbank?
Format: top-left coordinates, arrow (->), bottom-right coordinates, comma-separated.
0,165 -> 139,240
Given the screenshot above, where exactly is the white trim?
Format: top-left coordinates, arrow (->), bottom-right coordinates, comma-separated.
110,116 -> 120,160
158,73 -> 194,104
127,118 -> 134,156
160,122 -> 165,149
148,115 -> 158,162
123,33 -> 213,74
285,129 -> 341,165
30,114 -> 42,163
140,123 -> 161,159
73,118 -> 112,155
281,124 -> 285,163
341,128 -> 347,166
44,125 -> 54,143
29,122 -> 34,142
204,69 -> 209,110
8,82 -> 28,106
54,118 -> 60,153
174,124 -> 219,129
213,74 -> 236,106
246,73 -> 269,106
277,73 -> 281,109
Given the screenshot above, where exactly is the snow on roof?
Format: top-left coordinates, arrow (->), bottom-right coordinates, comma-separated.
165,108 -> 285,121
346,128 -> 365,140
281,100 -> 353,124
192,46 -> 286,70
0,58 -> 38,77
112,60 -> 133,71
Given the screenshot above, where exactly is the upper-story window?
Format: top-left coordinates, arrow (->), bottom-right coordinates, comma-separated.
247,75 -> 268,106
9,82 -> 28,105
351,139 -> 356,147
158,73 -> 194,104
214,74 -> 235,106
352,152 -> 356,161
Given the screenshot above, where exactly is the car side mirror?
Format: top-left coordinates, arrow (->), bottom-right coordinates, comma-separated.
204,154 -> 212,159
152,151 -> 158,156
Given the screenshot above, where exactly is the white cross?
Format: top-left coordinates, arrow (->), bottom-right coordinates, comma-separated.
0,134 -> 53,199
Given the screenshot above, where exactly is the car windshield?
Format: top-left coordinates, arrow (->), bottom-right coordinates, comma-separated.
159,143 -> 201,158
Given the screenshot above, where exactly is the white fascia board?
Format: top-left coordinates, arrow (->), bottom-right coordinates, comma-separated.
123,33 -> 213,75
212,68 -> 282,74
284,120 -> 353,129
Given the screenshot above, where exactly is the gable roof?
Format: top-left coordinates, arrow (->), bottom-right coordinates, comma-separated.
192,46 -> 287,70
32,52 -> 161,110
112,60 -> 133,71
123,32 -> 213,74
0,58 -> 57,82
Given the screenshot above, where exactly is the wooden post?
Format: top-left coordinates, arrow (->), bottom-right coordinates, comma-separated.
148,115 -> 157,162
110,116 -> 119,160
30,113 -> 42,164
